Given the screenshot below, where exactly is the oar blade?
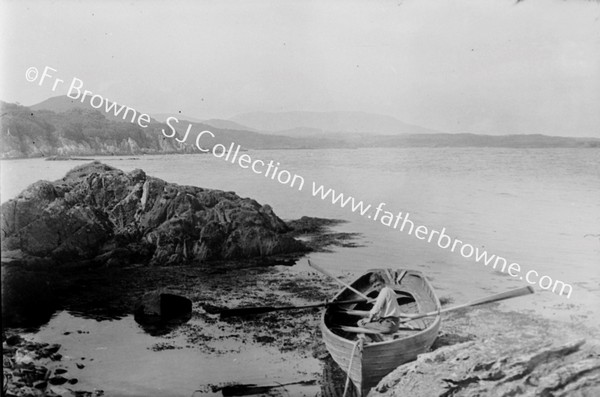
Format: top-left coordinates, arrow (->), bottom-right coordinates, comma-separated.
466,285 -> 534,308
219,306 -> 277,318
203,304 -> 226,315
400,286 -> 535,322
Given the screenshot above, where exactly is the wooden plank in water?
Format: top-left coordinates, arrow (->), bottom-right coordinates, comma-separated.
218,380 -> 316,396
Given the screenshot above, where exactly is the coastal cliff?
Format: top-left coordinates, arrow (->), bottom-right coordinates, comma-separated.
0,102 -> 194,158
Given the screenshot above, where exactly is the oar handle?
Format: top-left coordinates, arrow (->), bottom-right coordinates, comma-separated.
400,286 -> 534,322
308,260 -> 372,301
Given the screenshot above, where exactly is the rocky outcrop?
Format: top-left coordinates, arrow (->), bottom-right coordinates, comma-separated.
369,308 -> 600,397
373,339 -> 600,397
0,161 -> 307,266
2,335 -> 101,397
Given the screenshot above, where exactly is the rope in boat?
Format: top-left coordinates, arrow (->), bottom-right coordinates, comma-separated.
342,337 -> 364,397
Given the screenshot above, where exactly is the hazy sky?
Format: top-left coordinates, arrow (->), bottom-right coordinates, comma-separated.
1,0 -> 599,136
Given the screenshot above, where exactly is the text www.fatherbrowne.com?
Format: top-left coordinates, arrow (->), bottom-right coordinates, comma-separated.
25,65 -> 573,299
311,183 -> 573,299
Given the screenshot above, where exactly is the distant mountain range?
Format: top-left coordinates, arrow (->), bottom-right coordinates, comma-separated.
153,110 -> 436,137
0,96 -> 597,159
152,114 -> 257,132
1,98 -> 343,159
230,110 -> 443,136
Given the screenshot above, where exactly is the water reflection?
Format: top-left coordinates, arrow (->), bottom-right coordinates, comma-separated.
1,264 -> 57,329
135,316 -> 191,336
2,264 -> 192,337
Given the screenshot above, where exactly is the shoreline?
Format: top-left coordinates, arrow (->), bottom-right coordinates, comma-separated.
2,260 -> 342,396
2,157 -> 598,396
4,258 -> 599,396
1,213 -> 358,396
2,145 -> 600,162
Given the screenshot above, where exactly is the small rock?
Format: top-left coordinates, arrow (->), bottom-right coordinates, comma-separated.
50,353 -> 62,361
15,350 -> 35,365
33,380 -> 48,389
25,342 -> 38,351
48,376 -> 68,385
68,378 -> 78,385
40,344 -> 61,358
11,377 -> 25,387
49,385 -> 71,396
6,334 -> 23,346
54,368 -> 68,375
34,366 -> 49,378
73,392 -> 93,397
16,386 -> 38,396
76,363 -> 85,369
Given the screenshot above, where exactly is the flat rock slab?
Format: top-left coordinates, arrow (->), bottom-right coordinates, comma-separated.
370,308 -> 600,397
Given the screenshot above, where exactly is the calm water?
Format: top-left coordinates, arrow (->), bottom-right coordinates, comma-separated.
2,148 -> 599,395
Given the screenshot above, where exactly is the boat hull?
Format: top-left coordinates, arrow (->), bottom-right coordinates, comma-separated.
321,269 -> 441,396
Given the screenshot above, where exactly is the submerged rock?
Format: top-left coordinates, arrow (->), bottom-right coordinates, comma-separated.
0,161 -> 308,266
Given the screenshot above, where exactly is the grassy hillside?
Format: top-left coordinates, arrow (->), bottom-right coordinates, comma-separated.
1,102 -> 189,158
2,100 -> 598,159
0,101 -> 343,159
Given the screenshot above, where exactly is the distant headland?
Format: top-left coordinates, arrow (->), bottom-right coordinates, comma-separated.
1,97 -> 598,159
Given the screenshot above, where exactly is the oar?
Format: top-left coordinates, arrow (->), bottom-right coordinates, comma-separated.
399,285 -> 535,322
339,309 -> 371,317
218,379 -> 317,397
337,325 -> 422,335
308,260 -> 372,301
218,298 -> 368,318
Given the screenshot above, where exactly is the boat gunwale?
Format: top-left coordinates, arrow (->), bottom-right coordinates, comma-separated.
321,268 -> 442,348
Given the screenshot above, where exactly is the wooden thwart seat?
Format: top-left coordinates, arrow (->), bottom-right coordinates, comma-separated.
337,325 -> 423,343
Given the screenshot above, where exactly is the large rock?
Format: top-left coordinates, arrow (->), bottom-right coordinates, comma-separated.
0,161 -> 307,266
133,291 -> 192,327
372,339 -> 600,397
369,308 -> 600,397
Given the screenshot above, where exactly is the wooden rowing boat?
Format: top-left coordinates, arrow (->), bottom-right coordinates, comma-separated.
320,269 -> 441,396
